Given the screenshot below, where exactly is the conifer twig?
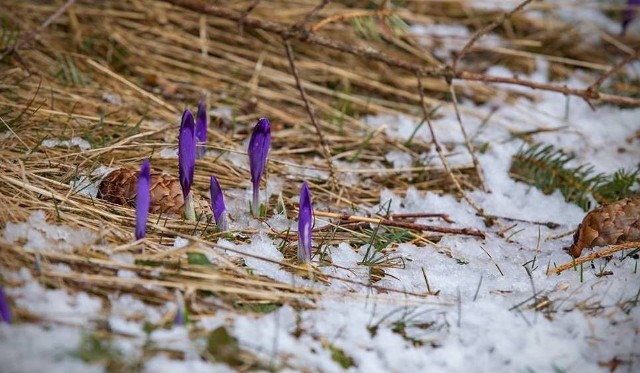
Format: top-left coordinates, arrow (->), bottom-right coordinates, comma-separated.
546,242 -> 640,275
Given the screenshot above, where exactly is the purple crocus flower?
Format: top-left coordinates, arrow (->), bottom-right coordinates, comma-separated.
297,182 -> 313,263
248,118 -> 271,216
179,109 -> 197,221
195,100 -> 207,160
210,175 -> 228,231
0,286 -> 11,324
622,0 -> 640,35
135,159 -> 151,240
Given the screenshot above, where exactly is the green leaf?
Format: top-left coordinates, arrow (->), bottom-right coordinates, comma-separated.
187,252 -> 211,266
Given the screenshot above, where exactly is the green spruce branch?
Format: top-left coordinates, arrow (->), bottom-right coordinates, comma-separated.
509,143 -> 639,210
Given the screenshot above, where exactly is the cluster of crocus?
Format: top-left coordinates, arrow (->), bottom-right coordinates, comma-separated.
0,285 -> 11,324
132,113 -> 314,264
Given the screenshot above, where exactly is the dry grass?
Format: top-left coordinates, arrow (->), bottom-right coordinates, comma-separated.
0,0 -> 638,332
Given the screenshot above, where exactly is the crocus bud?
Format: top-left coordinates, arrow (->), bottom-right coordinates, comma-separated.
622,0 -> 640,35
297,182 -> 313,263
195,100 -> 207,160
135,159 -> 151,240
210,175 -> 228,231
179,109 -> 196,221
248,118 -> 271,216
0,286 -> 11,324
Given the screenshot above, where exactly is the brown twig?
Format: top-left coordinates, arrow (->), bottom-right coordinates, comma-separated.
163,0 -> 640,107
586,47 -> 640,96
388,213 -> 454,224
452,0 -> 534,73
416,73 -> 487,218
0,0 -> 77,61
291,0 -> 332,31
314,210 -> 485,238
447,82 -> 488,192
546,242 -> 640,275
283,40 -> 338,190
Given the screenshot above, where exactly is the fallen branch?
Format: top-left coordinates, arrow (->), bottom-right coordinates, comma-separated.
546,241 -> 640,275
164,0 -> 640,106
313,210 -> 486,238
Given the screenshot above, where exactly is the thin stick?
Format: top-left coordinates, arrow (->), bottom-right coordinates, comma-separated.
283,40 -> 337,189
291,0 -> 332,31
587,48 -> 640,95
0,0 -> 77,61
416,74 -> 486,216
447,83 -> 488,192
313,210 -> 485,238
85,58 -> 177,113
546,242 -> 640,275
452,0 -> 534,72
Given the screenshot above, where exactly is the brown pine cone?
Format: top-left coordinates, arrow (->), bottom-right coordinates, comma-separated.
98,167 -> 207,217
569,195 -> 640,257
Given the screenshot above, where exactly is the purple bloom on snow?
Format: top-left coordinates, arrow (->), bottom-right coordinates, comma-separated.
248,118 -> 271,216
297,181 -> 313,263
179,109 -> 197,220
0,286 -> 11,324
195,100 -> 208,160
135,159 -> 151,240
210,175 -> 228,231
622,0 -> 640,35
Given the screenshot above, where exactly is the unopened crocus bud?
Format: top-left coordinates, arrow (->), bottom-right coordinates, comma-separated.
195,100 -> 207,160
297,182 -> 313,263
248,118 -> 271,216
210,175 -> 228,231
179,109 -> 196,221
135,159 -> 151,240
622,0 -> 640,35
0,286 -> 11,324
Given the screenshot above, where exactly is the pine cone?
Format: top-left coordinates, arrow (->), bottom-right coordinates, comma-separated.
569,195 -> 640,257
98,167 -> 191,216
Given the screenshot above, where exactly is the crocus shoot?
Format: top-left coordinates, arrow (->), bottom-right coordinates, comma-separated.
135,159 -> 151,240
210,175 -> 228,232
248,118 -> 271,217
195,100 -> 207,160
179,109 -> 197,221
0,286 -> 11,324
297,181 -> 313,263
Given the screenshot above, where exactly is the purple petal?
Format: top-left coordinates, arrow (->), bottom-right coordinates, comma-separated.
297,182 -> 313,263
0,286 -> 12,324
179,109 -> 196,197
623,0 -> 640,34
248,118 -> 271,186
195,101 -> 208,159
248,118 -> 271,215
210,175 -> 228,231
135,159 -> 151,240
